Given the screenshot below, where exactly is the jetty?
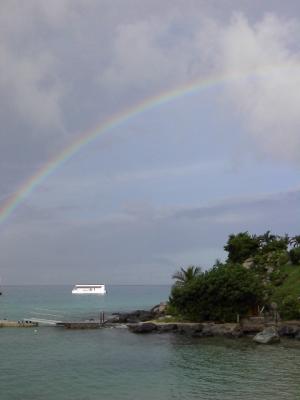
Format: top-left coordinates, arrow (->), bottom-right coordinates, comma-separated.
56,321 -> 105,329
0,319 -> 38,328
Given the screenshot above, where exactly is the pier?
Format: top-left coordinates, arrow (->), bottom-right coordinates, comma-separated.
56,321 -> 105,329
0,312 -> 108,329
0,320 -> 38,328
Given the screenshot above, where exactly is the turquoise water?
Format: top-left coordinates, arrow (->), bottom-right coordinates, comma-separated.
0,285 -> 170,321
1,286 -> 300,400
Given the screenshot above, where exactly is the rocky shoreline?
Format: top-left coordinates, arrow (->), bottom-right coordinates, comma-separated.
110,306 -> 300,344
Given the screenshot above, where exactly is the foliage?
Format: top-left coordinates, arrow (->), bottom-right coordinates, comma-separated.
271,264 -> 300,319
268,268 -> 288,286
277,295 -> 300,320
253,250 -> 290,272
169,264 -> 265,322
290,247 -> 300,265
224,232 -> 260,263
172,266 -> 201,286
169,231 -> 300,322
290,235 -> 300,248
258,231 -> 289,254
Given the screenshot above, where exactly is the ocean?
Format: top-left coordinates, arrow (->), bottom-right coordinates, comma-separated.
0,285 -> 300,400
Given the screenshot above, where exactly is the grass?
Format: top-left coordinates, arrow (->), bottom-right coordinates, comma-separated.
272,264 -> 300,301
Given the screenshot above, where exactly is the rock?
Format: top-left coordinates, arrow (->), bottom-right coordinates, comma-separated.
266,266 -> 274,274
195,324 -> 213,337
208,323 -> 242,338
111,310 -> 154,323
156,323 -> 178,333
278,322 -> 300,338
253,327 -> 280,344
242,258 -> 254,269
127,322 -> 157,333
150,302 -> 168,315
241,317 -> 265,334
176,323 -> 203,336
278,325 -> 300,338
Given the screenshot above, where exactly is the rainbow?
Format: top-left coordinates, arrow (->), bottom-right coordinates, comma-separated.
0,67 -> 283,225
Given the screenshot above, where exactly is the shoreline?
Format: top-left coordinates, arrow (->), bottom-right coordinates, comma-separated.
1,312 -> 300,343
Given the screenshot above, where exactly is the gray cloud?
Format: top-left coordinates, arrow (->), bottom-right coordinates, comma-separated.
1,1 -> 300,284
1,188 -> 299,284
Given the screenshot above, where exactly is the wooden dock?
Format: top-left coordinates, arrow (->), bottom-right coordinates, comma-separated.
56,321 -> 106,329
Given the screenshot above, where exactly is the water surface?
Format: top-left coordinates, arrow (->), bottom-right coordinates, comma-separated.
0,285 -> 299,400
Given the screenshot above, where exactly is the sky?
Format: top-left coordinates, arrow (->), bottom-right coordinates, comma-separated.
0,0 -> 300,284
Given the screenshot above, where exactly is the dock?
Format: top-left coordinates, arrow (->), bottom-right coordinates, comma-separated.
0,312 -> 108,329
0,320 -> 38,328
55,311 -> 108,329
56,321 -> 105,329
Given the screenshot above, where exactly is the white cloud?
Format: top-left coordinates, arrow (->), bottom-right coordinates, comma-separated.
214,13 -> 300,163
98,11 -> 300,164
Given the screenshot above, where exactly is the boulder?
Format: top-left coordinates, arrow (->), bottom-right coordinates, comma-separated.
242,258 -> 254,269
208,323 -> 243,338
278,324 -> 300,338
176,323 -> 204,336
241,317 -> 265,333
127,322 -> 157,333
156,323 -> 178,333
150,302 -> 168,315
253,327 -> 280,344
111,310 -> 154,323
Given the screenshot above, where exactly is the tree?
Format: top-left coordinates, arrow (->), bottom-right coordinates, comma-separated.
224,232 -> 260,263
169,264 -> 265,322
289,247 -> 300,265
258,231 -> 289,254
172,266 -> 201,286
290,235 -> 300,248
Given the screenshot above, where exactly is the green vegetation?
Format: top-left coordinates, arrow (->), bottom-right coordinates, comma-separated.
172,266 -> 201,285
169,232 -> 300,322
271,264 -> 300,319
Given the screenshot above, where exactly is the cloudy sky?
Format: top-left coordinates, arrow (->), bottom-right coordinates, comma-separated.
1,0 -> 300,284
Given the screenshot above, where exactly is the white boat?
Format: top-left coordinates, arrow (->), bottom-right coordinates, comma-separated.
72,284 -> 106,294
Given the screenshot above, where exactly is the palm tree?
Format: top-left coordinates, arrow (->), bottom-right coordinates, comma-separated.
290,235 -> 300,248
172,266 -> 201,285
259,230 -> 276,246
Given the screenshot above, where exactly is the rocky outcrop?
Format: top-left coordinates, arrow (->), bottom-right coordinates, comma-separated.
150,302 -> 168,315
111,303 -> 168,324
156,323 -> 178,333
242,258 -> 255,269
253,327 -> 280,344
111,310 -> 154,323
111,307 -> 300,340
128,322 -> 158,333
278,322 -> 300,338
128,322 -> 242,338
206,323 -> 243,338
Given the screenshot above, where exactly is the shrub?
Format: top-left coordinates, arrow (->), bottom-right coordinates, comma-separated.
289,247 -> 300,265
169,264 -> 264,322
224,232 -> 260,263
278,295 -> 300,320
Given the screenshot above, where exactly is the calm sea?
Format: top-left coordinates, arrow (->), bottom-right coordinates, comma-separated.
1,285 -> 300,400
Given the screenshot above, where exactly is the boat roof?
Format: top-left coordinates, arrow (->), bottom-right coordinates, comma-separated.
74,284 -> 105,287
